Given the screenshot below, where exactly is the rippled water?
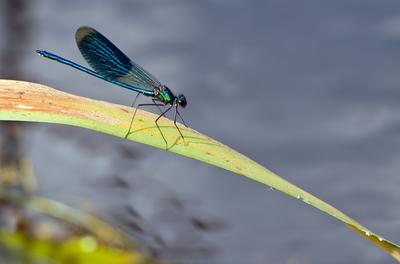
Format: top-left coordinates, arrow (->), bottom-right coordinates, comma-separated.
2,0 -> 400,263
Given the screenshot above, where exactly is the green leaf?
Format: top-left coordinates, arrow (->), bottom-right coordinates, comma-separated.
0,231 -> 149,264
0,187 -> 151,264
1,79 -> 399,262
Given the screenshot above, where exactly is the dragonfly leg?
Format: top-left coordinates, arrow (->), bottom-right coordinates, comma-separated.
174,105 -> 186,143
125,100 -> 165,139
152,98 -> 164,114
155,105 -> 173,148
125,93 -> 141,138
176,107 -> 188,128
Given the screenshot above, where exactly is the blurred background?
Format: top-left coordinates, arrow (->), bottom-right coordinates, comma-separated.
1,0 -> 400,263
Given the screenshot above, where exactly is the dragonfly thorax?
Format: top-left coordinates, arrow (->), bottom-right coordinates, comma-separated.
154,85 -> 174,104
154,85 -> 186,107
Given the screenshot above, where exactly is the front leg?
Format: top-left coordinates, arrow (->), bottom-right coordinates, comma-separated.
173,105 -> 186,143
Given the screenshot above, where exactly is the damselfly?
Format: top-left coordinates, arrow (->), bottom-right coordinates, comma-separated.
36,26 -> 187,147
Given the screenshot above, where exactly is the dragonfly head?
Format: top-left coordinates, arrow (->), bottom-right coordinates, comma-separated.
177,94 -> 187,108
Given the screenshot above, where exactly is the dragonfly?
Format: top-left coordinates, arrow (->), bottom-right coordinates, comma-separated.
36,26 -> 187,147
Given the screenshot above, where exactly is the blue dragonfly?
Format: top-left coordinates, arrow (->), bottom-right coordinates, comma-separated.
36,26 -> 187,146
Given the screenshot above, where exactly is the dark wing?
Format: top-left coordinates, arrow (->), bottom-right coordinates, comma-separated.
75,26 -> 161,91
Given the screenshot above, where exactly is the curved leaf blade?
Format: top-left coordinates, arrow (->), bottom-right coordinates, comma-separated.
0,79 -> 399,262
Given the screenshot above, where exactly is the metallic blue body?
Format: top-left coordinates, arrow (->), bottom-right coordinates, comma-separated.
36,50 -> 154,96
36,26 -> 163,96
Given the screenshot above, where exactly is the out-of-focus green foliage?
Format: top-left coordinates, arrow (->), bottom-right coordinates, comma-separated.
0,185 -> 154,264
1,231 -> 147,264
0,154 -> 155,264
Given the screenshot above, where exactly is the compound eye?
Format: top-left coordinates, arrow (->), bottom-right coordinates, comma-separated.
178,94 -> 187,108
